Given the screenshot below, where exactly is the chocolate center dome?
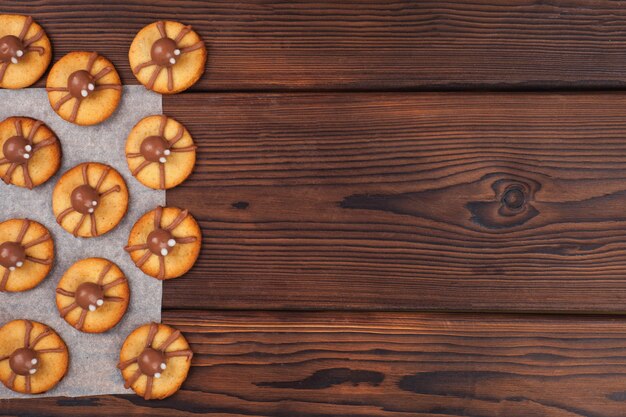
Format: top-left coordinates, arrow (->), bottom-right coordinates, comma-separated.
71,184 -> 100,214
151,38 -> 179,67
9,347 -> 38,376
0,241 -> 26,269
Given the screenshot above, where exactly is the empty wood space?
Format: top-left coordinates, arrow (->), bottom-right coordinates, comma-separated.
165,92 -> 626,312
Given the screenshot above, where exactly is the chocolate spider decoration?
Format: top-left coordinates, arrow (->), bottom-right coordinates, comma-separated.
117,322 -> 193,400
46,52 -> 122,123
127,115 -> 197,189
0,320 -> 66,393
0,219 -> 52,292
133,21 -> 203,91
56,261 -> 127,331
0,16 -> 45,83
56,163 -> 121,237
124,206 -> 197,279
1,119 -> 57,189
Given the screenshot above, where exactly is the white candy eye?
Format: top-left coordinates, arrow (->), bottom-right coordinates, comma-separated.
159,156 -> 167,164
23,153 -> 30,159
167,239 -> 176,247
174,49 -> 181,56
9,266 -> 15,271
31,358 -> 38,365
29,368 -> 37,375
82,89 -> 89,97
10,57 -> 18,64
169,57 -> 176,65
154,372 -> 161,379
96,299 -> 104,306
164,149 -> 171,156
160,362 -> 167,370
88,208 -> 95,214
25,145 -> 32,152
16,261 -> 23,267
88,304 -> 96,311
16,50 -> 23,57
160,248 -> 168,256
88,83 -> 95,91
92,200 -> 98,206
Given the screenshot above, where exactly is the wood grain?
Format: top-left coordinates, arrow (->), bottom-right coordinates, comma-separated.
7,0 -> 626,91
4,311 -> 626,416
164,92 -> 626,312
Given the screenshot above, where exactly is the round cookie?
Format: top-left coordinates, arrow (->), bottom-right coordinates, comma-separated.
0,15 -> 52,89
129,21 -> 206,94
126,115 -> 196,189
56,258 -> 129,333
0,218 -> 54,292
46,51 -> 122,125
125,206 -> 201,280
52,162 -> 129,238
0,319 -> 68,394
0,116 -> 61,189
118,322 -> 193,400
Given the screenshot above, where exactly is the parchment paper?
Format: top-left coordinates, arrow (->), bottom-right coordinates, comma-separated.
0,86 -> 163,398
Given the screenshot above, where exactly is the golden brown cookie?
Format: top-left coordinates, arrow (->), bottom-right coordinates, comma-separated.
0,15 -> 52,89
46,51 -> 122,125
0,319 -> 68,394
55,258 -> 129,333
52,162 -> 129,238
0,117 -> 61,189
118,322 -> 193,400
0,219 -> 54,293
126,115 -> 196,190
125,206 -> 201,280
129,21 -> 206,94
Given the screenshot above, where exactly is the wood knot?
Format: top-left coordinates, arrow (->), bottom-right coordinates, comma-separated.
500,185 -> 526,214
467,176 -> 540,229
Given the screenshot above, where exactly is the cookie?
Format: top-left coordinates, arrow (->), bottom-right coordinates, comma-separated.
0,219 -> 54,293
56,258 -> 129,333
0,117 -> 61,189
125,206 -> 201,280
126,115 -> 196,189
118,322 -> 193,400
0,319 -> 68,394
129,21 -> 206,94
52,162 -> 129,238
46,51 -> 122,125
0,15 -> 52,89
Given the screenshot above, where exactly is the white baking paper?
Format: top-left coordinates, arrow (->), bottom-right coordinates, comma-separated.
0,86 -> 163,398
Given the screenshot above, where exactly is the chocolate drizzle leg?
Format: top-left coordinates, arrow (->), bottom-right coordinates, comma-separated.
124,206 -> 198,279
56,261 -> 127,331
0,320 -> 65,393
0,219 -> 52,292
126,116 -> 197,189
1,119 -> 57,189
133,21 -> 204,92
0,16 -> 45,83
46,52 -> 122,123
56,163 -> 122,237
117,323 -> 193,399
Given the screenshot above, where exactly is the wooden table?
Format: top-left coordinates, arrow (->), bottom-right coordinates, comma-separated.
4,1 -> 626,415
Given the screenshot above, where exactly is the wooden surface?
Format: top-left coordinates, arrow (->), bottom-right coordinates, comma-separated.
165,92 -> 626,312
6,0 -> 626,91
4,311 -> 626,417
4,1 -> 626,416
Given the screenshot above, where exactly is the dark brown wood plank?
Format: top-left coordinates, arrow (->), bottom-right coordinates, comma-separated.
7,0 -> 626,91
165,92 -> 626,311
5,311 -> 626,416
